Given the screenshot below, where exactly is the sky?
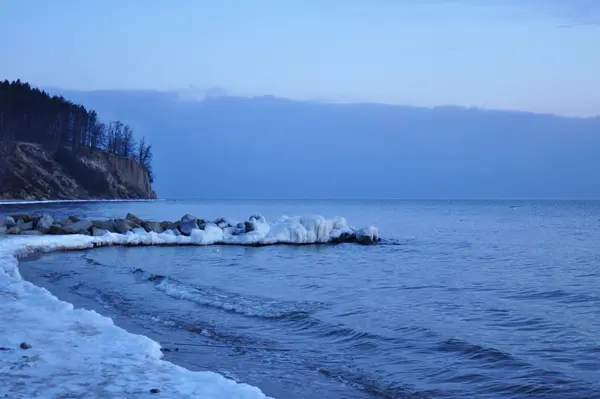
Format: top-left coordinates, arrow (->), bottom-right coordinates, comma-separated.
1,0 -> 600,117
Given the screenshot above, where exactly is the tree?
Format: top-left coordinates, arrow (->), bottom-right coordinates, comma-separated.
0,79 -> 155,182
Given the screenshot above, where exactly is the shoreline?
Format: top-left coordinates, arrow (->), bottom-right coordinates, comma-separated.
0,234 -> 272,399
0,199 -> 161,205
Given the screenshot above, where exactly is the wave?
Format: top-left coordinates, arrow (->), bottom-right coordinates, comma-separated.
0,237 -> 273,398
133,268 -> 322,319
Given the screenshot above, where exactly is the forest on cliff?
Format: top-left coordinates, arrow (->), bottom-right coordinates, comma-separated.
0,79 -> 154,188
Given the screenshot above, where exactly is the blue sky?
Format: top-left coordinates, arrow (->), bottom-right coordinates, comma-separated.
1,0 -> 599,116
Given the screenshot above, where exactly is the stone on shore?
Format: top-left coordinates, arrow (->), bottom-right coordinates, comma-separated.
142,221 -> 164,234
92,227 -> 110,237
244,221 -> 257,233
11,214 -> 38,224
7,225 -> 21,235
36,214 -> 54,233
114,219 -> 136,234
16,220 -> 34,232
92,219 -> 116,232
179,219 -> 198,236
126,213 -> 143,226
181,214 -> 198,222
48,224 -> 66,235
4,216 -> 16,228
62,220 -> 93,235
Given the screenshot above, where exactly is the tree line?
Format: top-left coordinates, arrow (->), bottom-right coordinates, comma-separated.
0,79 -> 153,182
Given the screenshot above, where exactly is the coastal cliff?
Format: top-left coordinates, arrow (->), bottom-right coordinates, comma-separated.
0,142 -> 156,200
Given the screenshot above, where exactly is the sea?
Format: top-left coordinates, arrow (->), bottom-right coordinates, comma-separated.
2,199 -> 600,399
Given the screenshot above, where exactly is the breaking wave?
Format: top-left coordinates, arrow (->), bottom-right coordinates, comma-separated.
133,268 -> 322,319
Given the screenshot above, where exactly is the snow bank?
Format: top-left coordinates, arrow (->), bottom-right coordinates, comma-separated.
0,235 -> 272,399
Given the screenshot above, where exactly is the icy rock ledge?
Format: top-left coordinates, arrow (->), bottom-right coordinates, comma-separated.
1,213 -> 381,245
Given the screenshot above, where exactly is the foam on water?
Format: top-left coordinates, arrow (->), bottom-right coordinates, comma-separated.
143,272 -> 321,318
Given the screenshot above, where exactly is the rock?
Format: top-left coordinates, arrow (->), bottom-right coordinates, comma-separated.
180,214 -> 198,222
36,214 -> 54,233
3,216 -> 15,228
142,221 -> 164,234
48,224 -> 66,235
179,219 -> 198,236
62,220 -> 93,235
214,217 -> 231,228
92,219 -> 116,232
163,221 -> 180,231
150,388 -> 161,394
126,213 -> 143,226
17,220 -> 34,231
7,225 -> 20,235
244,221 -> 257,233
331,232 -> 356,244
356,227 -> 379,245
114,219 -> 135,234
11,214 -> 34,223
20,342 -> 31,350
21,230 -> 43,236
92,227 -> 109,237
68,215 -> 81,223
61,218 -> 73,226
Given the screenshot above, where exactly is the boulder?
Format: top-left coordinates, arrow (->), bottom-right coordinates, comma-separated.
142,221 -> 164,234
126,213 -> 143,226
63,220 -> 93,235
92,219 -> 116,232
21,230 -> 43,236
161,221 -> 179,231
48,224 -> 66,235
179,219 -> 198,236
356,227 -> 380,245
331,232 -> 356,244
11,214 -> 35,223
114,219 -> 136,234
180,214 -> 198,222
166,228 -> 181,236
92,227 -> 109,237
244,221 -> 257,233
36,214 -> 54,233
68,216 -> 81,223
3,216 -> 16,228
17,220 -> 34,232
214,217 -> 231,228
7,226 -> 20,235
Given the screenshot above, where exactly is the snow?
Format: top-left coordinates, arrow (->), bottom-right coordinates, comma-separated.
0,214 -> 379,398
0,235 -> 272,399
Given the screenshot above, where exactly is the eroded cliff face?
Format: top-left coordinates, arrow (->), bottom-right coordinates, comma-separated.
0,143 -> 156,200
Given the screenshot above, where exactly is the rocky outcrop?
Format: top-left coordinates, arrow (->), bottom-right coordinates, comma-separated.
0,212 -> 381,245
0,143 -> 156,200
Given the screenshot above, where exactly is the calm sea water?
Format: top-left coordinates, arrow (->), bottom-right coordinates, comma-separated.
5,199 -> 600,399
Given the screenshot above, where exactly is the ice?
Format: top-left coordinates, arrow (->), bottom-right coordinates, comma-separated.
0,236 -> 271,399
0,214 -> 380,397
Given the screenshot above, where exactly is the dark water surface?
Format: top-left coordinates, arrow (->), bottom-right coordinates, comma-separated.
5,199 -> 600,398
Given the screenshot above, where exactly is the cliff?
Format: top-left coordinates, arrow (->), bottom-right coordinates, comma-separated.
0,143 -> 156,200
